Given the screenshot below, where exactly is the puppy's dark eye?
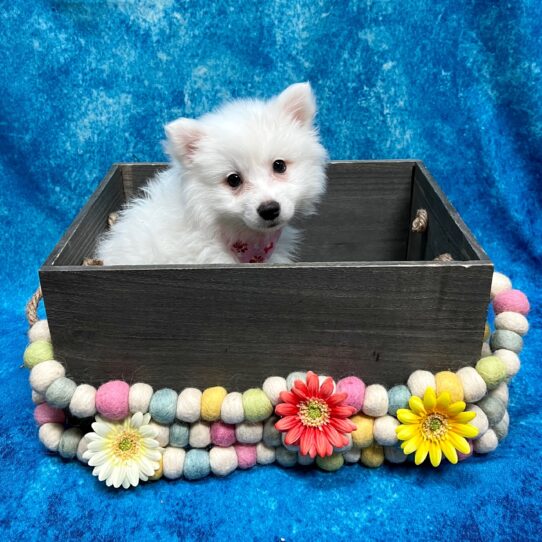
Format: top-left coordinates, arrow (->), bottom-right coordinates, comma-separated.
226,173 -> 242,188
273,160 -> 287,174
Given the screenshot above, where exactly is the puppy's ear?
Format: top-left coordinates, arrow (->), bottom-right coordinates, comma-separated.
165,118 -> 205,165
274,82 -> 316,127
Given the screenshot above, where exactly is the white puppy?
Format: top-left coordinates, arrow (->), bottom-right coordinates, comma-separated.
95,83 -> 328,265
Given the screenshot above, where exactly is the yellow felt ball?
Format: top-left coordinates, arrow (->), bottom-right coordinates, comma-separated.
149,455 -> 163,481
201,386 -> 227,422
23,340 -> 54,369
360,444 -> 384,468
351,414 -> 374,448
484,322 -> 490,342
435,371 -> 464,403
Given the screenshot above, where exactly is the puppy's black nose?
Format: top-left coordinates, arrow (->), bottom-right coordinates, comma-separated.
257,201 -> 281,221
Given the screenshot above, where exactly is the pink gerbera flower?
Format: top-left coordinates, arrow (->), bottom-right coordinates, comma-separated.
275,371 -> 357,458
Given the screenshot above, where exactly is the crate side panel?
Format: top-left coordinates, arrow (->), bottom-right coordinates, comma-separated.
50,167 -> 124,266
297,162 -> 414,262
408,164 -> 488,261
40,264 -> 492,390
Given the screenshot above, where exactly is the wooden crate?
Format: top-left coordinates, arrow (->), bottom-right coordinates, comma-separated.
39,161 -> 493,389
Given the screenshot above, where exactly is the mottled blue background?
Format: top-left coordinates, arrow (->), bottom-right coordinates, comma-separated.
1,1 -> 541,540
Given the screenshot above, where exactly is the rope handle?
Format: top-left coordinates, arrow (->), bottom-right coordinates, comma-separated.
25,286 -> 42,327
411,208 -> 428,233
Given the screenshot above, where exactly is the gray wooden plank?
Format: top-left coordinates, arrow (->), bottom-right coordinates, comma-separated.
40,262 -> 492,390
44,165 -> 124,266
297,161 -> 414,261
410,162 -> 491,261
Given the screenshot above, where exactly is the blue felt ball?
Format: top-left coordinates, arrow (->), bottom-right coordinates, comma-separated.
387,385 -> 411,416
169,422 -> 189,448
149,388 -> 178,425
183,449 -> 211,480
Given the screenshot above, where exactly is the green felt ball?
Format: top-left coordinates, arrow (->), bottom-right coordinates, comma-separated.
242,388 -> 273,422
475,356 -> 507,390
316,453 -> 344,472
23,340 -> 54,369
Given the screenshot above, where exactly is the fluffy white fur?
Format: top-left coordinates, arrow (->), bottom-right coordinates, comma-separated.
95,83 -> 328,265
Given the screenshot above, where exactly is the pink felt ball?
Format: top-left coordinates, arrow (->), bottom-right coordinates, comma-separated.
95,380 -> 130,420
234,444 -> 257,469
34,403 -> 65,426
493,289 -> 530,316
457,440 -> 473,461
211,421 -> 236,447
336,376 -> 366,412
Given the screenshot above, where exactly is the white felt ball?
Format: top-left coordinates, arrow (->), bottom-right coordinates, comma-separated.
262,376 -> 287,405
297,453 -> 314,466
495,312 -> 529,336
473,429 -> 498,454
163,447 -> 186,479
38,423 -> 64,452
490,272 -> 512,300
76,433 -> 92,464
149,422 -> 169,447
489,382 -> 509,406
373,415 -> 399,446
189,422 -> 211,448
384,446 -> 408,464
129,383 -> 153,414
343,447 -> 361,463
176,388 -> 202,423
69,384 -> 96,418
29,360 -> 65,394
256,443 -> 276,465
494,349 -> 521,378
28,320 -> 51,343
275,447 -> 297,467
481,342 -> 492,358
236,422 -> 263,444
466,404 -> 489,438
210,446 -> 238,476
456,367 -> 487,403
32,390 -> 45,404
220,392 -> 245,424
407,370 -> 436,398
362,384 -> 388,417
493,411 -> 510,441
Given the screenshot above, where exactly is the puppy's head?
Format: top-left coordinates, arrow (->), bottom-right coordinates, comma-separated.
165,83 -> 328,233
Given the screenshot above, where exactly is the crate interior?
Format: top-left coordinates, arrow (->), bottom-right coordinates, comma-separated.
47,161 -> 487,266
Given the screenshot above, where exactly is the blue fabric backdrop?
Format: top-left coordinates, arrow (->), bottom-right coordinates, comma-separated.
1,1 -> 541,540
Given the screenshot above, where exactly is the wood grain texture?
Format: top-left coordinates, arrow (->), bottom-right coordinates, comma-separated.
45,165 -> 124,266
296,161 -> 414,261
407,163 -> 491,262
40,262 -> 492,390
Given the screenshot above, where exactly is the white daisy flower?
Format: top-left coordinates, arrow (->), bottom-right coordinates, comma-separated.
83,412 -> 162,489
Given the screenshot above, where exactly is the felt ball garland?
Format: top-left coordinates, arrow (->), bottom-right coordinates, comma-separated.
21,270 -> 531,486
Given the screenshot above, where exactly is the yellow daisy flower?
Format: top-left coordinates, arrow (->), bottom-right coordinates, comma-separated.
395,387 -> 479,467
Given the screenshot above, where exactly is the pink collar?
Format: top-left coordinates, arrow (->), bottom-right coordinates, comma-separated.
227,229 -> 282,263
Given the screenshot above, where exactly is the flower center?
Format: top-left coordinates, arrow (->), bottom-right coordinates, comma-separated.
298,398 -> 330,427
114,430 -> 140,459
421,413 -> 448,440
